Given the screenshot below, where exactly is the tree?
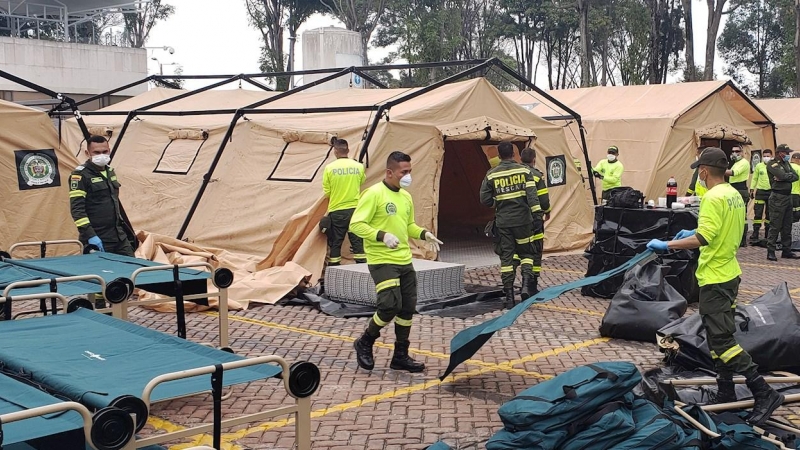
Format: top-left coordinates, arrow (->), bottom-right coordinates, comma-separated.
644,0 -> 684,84
719,0 -> 794,97
498,0 -> 547,81
245,0 -> 323,90
795,0 -> 800,94
576,0 -> 592,87
680,0 -> 700,80
702,0 -> 746,80
123,0 -> 174,48
321,0 -> 387,65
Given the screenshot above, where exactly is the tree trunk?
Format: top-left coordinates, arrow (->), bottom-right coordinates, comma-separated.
577,0 -> 591,87
795,0 -> 800,95
703,0 -> 726,80
681,0 -> 696,80
601,38 -> 608,86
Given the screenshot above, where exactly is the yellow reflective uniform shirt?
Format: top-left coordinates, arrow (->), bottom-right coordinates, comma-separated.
791,163 -> 800,195
695,183 -> 745,287
751,162 -> 771,192
592,159 -> 624,191
349,181 -> 426,265
322,157 -> 365,212
728,158 -> 750,184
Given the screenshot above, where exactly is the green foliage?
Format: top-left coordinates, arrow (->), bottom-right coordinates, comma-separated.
123,0 -> 174,48
718,0 -> 794,97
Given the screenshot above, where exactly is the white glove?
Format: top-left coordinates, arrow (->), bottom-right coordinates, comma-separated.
382,233 -> 400,249
424,232 -> 443,252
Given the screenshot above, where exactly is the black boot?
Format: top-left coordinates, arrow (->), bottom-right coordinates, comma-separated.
528,276 -> 539,296
781,250 -> 800,259
768,250 -> 777,261
504,288 -> 515,308
745,374 -> 784,425
354,331 -> 377,371
390,341 -> 425,373
750,229 -> 760,243
714,378 -> 737,404
521,273 -> 532,299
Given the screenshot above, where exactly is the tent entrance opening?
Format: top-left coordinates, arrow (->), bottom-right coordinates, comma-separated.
436,139 -> 503,269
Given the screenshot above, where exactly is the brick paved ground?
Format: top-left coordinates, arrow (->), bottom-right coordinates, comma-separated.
103,244 -> 800,449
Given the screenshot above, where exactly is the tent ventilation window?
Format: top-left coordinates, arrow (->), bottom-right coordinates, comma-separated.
154,129 -> 209,175
267,131 -> 336,182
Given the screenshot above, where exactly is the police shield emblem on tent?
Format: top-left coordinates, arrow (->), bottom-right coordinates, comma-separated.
546,155 -> 567,187
15,149 -> 61,190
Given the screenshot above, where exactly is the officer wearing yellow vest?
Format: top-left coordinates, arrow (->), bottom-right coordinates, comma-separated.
350,151 -> 443,372
592,146 -> 624,201
647,147 -> 784,426
725,146 -> 750,247
322,139 -> 367,265
749,149 -> 773,243
686,147 -> 708,198
791,152 -> 800,223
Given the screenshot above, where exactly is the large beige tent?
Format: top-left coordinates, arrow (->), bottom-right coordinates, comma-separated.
505,81 -> 776,201
0,99 -> 79,253
62,78 -> 594,284
754,98 -> 800,150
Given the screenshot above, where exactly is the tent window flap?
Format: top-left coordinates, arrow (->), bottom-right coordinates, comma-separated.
154,132 -> 208,175
437,116 -> 537,142
267,141 -> 334,182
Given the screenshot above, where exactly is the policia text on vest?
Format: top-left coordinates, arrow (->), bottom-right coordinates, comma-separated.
322,139 -> 367,265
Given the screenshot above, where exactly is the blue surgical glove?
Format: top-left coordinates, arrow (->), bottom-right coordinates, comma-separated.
673,229 -> 696,241
88,236 -> 104,252
646,239 -> 669,252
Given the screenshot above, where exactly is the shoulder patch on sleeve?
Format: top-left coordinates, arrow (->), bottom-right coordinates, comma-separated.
75,165 -> 84,171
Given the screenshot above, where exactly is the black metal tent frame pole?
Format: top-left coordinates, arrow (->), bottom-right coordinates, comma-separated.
175,66 -> 362,239
489,61 -> 598,204
53,75 -> 180,112
0,69 -> 91,140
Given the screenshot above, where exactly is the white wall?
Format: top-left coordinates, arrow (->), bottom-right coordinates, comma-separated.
0,37 -> 147,96
301,27 -> 364,92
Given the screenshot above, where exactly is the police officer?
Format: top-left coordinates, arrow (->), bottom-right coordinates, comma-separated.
322,139 -> 366,265
749,149 -> 772,243
520,147 -> 550,294
647,147 -> 784,426
725,146 -> 750,247
791,153 -> 800,223
686,146 -> 708,198
69,135 -> 134,257
766,144 -> 800,261
592,146 -> 624,201
480,142 -> 540,305
350,151 -> 442,372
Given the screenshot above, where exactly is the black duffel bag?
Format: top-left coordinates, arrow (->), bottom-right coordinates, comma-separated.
606,187 -> 645,209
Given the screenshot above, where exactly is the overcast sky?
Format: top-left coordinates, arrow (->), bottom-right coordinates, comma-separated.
146,0 -> 727,91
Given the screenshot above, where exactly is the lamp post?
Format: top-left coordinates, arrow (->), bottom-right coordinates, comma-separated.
151,57 -> 179,76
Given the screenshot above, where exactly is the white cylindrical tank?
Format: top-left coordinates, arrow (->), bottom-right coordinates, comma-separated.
301,27 -> 364,92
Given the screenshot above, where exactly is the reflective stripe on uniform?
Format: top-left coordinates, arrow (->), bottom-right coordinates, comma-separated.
537,188 -> 549,196
75,217 -> 90,227
753,219 -> 763,225
372,312 -> 389,327
500,265 -> 514,273
487,168 -> 529,180
533,266 -> 542,273
353,253 -> 367,260
69,190 -> 86,198
375,279 -> 400,293
520,258 -> 533,266
496,191 -> 526,201
395,317 -> 412,327
532,233 -> 544,241
719,345 -> 744,363
327,256 -> 342,263
710,350 -> 718,360
530,204 -> 542,212
754,200 -> 765,204
525,181 -> 536,189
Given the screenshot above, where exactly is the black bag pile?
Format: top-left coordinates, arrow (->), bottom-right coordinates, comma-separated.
657,283 -> 800,373
599,260 -> 688,342
582,205 -> 700,302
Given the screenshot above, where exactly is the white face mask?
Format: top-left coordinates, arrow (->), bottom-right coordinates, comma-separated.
763,156 -> 772,163
399,173 -> 412,188
607,154 -> 616,162
91,154 -> 111,167
698,171 -> 707,189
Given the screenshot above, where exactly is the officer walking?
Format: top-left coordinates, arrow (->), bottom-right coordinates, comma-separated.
725,146 -> 750,247
766,144 -> 800,261
592,146 -> 624,201
69,135 -> 135,257
350,151 -> 443,373
647,147 -> 784,426
480,142 -> 540,305
520,147 -> 550,294
749,149 -> 772,244
322,139 -> 366,265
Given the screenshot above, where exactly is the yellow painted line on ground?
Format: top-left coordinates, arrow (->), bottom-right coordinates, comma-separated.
533,304 -> 604,317
742,262 -> 800,271
219,336 -> 610,442
145,416 -> 243,450
148,415 -> 186,433
209,313 -> 551,379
